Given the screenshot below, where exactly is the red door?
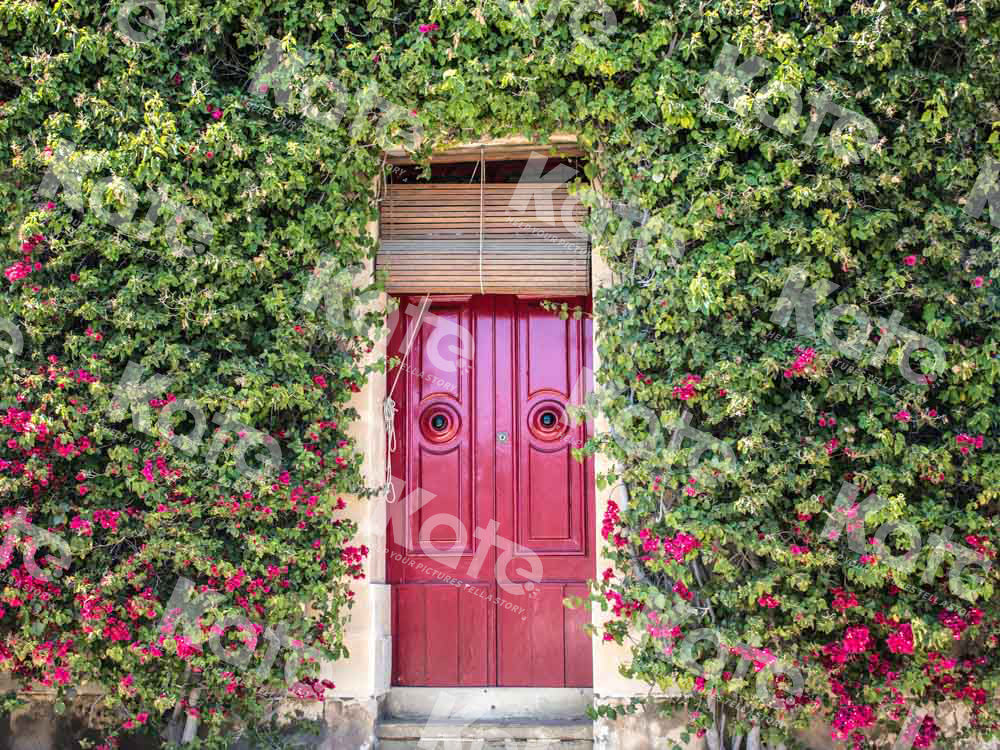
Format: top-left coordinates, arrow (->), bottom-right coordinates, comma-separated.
387,295 -> 594,687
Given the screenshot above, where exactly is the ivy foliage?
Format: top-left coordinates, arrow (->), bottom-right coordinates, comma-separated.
0,0 -> 998,747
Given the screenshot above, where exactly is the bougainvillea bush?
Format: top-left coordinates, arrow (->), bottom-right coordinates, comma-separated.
1,0 -> 999,748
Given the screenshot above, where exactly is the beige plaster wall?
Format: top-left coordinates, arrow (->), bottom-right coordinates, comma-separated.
322,198 -> 392,702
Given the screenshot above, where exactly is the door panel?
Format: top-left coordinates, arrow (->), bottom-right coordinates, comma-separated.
388,295 -> 593,687
393,583 -> 494,686
496,583 -> 592,687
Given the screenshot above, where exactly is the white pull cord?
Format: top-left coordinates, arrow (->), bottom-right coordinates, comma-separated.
479,145 -> 485,295
383,293 -> 431,502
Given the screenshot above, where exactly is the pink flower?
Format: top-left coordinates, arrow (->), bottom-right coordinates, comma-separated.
69,273 -> 79,282
78,485 -> 89,496
672,374 -> 700,400
887,623 -> 914,654
893,410 -> 910,422
418,22 -> 439,33
972,276 -> 984,288
135,712 -> 149,724
43,201 -> 56,211
172,74 -> 182,85
312,374 -> 327,388
843,626 -> 870,654
211,108 -> 223,120
757,594 -> 780,609
783,347 -> 816,378
205,151 -> 214,159
5,261 -> 32,282
903,255 -> 917,266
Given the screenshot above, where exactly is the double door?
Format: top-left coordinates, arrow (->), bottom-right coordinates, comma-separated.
386,295 -> 594,687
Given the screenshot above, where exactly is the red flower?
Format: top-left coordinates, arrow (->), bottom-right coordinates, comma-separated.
831,588 -> 858,612
312,374 -> 327,389
205,151 -> 214,159
672,580 -> 694,601
69,273 -> 79,282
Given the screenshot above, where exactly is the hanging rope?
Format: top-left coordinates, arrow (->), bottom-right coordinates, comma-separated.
479,145 -> 485,295
383,293 -> 431,503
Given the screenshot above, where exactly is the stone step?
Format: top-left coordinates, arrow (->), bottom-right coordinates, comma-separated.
376,719 -> 593,749
385,687 -> 593,721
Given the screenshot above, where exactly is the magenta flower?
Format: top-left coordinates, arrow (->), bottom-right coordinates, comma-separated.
972,276 -> 984,288
211,108 -> 223,120
887,623 -> 914,654
903,255 -> 917,266
893,409 -> 910,422
843,626 -> 870,654
418,22 -> 439,33
672,580 -> 693,601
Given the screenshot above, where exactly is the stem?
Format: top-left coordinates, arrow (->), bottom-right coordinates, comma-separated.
181,687 -> 201,744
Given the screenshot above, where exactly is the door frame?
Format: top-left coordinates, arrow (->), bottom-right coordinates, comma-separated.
326,135 -> 626,710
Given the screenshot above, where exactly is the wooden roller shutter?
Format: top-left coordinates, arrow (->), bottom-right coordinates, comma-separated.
376,164 -> 590,295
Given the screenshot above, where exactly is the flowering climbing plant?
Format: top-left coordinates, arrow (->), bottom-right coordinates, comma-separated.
1,0 -> 999,748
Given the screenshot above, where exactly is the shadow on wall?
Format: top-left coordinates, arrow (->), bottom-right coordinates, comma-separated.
0,699 -> 331,750
0,700 -> 160,750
